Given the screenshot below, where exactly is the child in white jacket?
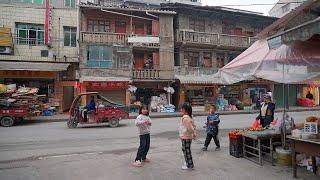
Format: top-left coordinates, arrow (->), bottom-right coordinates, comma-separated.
132,105 -> 152,167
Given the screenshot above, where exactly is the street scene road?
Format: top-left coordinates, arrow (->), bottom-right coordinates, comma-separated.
0,111 -> 319,180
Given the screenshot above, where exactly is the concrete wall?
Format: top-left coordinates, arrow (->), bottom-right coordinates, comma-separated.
159,14 -> 174,75
0,0 -> 78,62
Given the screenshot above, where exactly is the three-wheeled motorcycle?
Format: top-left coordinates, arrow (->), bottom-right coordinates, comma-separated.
67,92 -> 129,128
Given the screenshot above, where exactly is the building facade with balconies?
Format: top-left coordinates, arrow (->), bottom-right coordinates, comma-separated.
0,0 -> 79,112
162,3 -> 277,107
78,1 -> 175,105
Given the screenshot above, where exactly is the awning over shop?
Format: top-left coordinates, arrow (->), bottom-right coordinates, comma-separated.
215,39 -> 320,85
0,61 -> 70,71
268,17 -> 320,48
175,75 -> 220,85
80,76 -> 131,82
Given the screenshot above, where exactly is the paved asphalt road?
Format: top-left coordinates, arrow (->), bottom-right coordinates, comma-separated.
0,111 -> 319,180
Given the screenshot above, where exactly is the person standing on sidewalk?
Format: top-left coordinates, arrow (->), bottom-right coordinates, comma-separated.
132,105 -> 152,167
202,104 -> 220,151
179,103 -> 197,170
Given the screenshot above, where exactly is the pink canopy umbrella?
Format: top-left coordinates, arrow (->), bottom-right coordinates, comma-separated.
216,38 -> 320,84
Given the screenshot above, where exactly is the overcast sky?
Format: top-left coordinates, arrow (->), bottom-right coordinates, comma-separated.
201,0 -> 279,16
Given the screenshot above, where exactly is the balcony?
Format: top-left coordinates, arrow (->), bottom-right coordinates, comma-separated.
174,66 -> 217,76
132,69 -> 160,79
177,30 -> 258,48
80,32 -> 160,49
81,31 -> 127,45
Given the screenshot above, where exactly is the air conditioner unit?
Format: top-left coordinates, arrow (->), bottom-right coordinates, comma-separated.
0,46 -> 12,55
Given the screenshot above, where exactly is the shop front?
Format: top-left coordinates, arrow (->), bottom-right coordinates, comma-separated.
130,81 -> 174,112
216,80 -> 274,111
80,79 -> 130,105
175,75 -> 217,111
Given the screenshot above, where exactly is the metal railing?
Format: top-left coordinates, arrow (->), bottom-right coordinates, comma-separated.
177,30 -> 258,48
132,69 -> 160,79
15,37 -> 44,46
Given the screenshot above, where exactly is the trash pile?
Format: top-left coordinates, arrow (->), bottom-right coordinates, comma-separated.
0,84 -> 57,116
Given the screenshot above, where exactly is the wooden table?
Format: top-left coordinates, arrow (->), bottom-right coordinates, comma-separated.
287,136 -> 320,178
242,130 -> 282,166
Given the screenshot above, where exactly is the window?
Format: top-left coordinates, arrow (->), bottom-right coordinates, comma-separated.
64,27 -> 77,47
189,18 -> 205,32
16,23 -> 44,45
15,0 -> 44,4
64,0 -> 76,8
185,52 -> 199,67
88,20 -> 110,32
87,46 -> 113,68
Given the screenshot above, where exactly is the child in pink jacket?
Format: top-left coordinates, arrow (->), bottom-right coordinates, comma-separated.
179,103 -> 196,170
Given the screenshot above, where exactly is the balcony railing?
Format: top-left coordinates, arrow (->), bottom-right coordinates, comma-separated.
132,69 -> 160,79
80,32 -> 160,48
81,31 -> 127,45
174,66 -> 217,76
177,30 -> 258,48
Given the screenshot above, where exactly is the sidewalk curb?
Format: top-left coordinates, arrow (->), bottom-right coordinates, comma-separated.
29,108 -> 319,123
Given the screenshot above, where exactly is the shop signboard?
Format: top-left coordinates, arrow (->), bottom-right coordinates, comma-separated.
86,81 -> 129,90
0,70 -> 56,78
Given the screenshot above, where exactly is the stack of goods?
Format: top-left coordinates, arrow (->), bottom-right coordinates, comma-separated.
216,96 -> 229,111
0,84 -> 55,116
293,116 -> 320,139
150,94 -> 175,113
159,104 -> 175,113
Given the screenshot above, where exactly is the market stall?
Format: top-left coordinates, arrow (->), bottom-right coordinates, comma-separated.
288,116 -> 320,177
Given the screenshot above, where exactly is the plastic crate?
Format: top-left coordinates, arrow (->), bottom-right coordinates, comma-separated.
229,133 -> 243,158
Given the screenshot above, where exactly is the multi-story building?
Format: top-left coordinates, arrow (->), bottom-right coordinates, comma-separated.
162,3 -> 277,108
78,0 -> 175,105
269,0 -> 307,18
0,0 -> 79,112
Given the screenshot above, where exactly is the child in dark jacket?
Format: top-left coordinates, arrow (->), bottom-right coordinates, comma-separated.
202,104 -> 220,151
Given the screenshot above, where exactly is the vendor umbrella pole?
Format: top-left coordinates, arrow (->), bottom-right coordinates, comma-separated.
281,63 -> 287,149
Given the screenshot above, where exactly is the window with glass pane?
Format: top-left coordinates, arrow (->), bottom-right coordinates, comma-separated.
19,0 -> 44,4
64,0 -> 75,8
87,46 -> 113,68
16,23 -> 44,45
64,26 -> 77,47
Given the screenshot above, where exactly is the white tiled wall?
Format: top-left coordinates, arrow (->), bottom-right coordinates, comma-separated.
0,3 -> 78,62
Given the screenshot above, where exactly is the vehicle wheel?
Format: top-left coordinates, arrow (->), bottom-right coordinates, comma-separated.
67,120 -> 78,128
109,118 -> 119,128
1,117 -> 14,127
